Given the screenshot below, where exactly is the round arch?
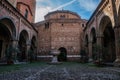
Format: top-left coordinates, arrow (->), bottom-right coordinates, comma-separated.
90,27 -> 97,60
18,30 -> 29,61
58,47 -> 67,61
99,16 -> 111,33
0,17 -> 16,39
99,15 -> 116,62
0,18 -> 16,59
90,28 -> 96,44
30,36 -> 37,50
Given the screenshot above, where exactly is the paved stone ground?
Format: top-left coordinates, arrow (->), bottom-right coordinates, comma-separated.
0,63 -> 120,80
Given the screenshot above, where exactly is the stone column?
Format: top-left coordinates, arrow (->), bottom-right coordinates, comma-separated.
12,40 -> 18,48
114,26 -> 120,65
26,42 -> 31,62
2,41 -> 8,58
88,41 -> 93,62
11,40 -> 18,62
34,47 -> 37,60
96,34 -> 103,61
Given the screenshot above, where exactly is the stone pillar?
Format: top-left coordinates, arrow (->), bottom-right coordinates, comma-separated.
26,42 -> 31,62
2,41 -> 8,58
12,40 -> 18,48
114,26 -> 120,65
34,47 -> 37,60
11,40 -> 18,62
88,41 -> 93,62
96,34 -> 103,61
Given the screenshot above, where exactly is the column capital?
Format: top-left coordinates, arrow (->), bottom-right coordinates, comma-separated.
26,41 -> 31,46
96,34 -> 104,38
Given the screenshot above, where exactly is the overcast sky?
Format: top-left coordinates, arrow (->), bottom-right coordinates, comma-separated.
35,0 -> 101,23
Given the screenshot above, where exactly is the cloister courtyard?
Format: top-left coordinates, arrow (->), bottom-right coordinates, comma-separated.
0,62 -> 120,80
1,0 -> 120,80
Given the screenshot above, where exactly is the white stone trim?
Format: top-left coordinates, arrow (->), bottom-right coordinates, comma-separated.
37,55 -> 81,58
37,55 -> 52,58
67,55 -> 81,58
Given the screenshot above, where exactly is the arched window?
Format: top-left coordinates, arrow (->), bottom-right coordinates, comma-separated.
25,9 -> 28,19
16,3 -> 20,11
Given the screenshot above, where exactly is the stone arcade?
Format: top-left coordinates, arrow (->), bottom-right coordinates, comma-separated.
84,0 -> 120,65
0,0 -> 120,66
0,0 -> 37,62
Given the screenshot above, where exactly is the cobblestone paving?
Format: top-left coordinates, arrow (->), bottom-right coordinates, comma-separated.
0,63 -> 120,80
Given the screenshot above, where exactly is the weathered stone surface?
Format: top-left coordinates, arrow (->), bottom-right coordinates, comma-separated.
0,63 -> 120,80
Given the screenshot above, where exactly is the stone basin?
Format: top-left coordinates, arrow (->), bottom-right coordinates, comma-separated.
48,49 -> 62,64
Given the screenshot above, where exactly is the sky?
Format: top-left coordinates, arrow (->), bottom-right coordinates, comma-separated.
35,0 -> 101,23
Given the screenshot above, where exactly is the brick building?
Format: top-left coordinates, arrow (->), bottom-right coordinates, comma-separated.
2,0 -> 120,66
35,10 -> 87,61
83,0 -> 120,66
0,0 -> 37,62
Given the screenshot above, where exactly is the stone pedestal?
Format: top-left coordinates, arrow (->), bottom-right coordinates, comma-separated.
51,55 -> 58,63
48,49 -> 62,64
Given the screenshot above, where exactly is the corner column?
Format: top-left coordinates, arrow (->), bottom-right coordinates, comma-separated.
96,34 -> 103,61
114,26 -> 120,65
88,41 -> 93,62
11,39 -> 18,62
26,41 -> 31,62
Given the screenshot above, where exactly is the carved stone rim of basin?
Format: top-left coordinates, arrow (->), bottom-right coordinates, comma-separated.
50,49 -> 60,56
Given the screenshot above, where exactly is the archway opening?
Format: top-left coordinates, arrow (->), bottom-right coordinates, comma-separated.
58,47 -> 67,61
0,21 -> 12,59
0,40 -> 2,58
30,36 -> 37,60
84,35 -> 89,58
90,28 -> 97,60
103,22 -> 116,62
31,36 -> 36,51
99,16 -> 116,63
18,30 -> 29,62
85,35 -> 88,47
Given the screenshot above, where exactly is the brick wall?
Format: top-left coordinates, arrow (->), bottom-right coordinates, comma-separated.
16,0 -> 36,22
36,10 -> 87,61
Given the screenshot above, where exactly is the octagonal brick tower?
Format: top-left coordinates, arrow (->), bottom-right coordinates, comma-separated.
35,10 -> 87,61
